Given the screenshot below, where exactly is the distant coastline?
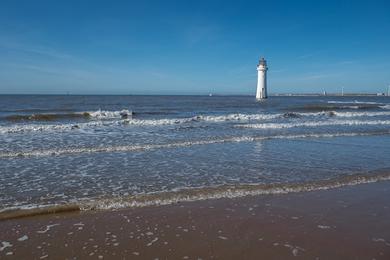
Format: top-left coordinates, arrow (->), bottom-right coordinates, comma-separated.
0,93 -> 388,97
272,93 -> 388,97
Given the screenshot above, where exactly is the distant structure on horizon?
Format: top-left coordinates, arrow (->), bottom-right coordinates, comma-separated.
256,57 -> 268,99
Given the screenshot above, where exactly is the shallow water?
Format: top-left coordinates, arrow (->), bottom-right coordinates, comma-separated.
1,95 -> 390,214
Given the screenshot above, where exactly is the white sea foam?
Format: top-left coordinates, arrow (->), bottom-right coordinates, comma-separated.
0,121 -> 108,134
86,109 -> 132,119
122,113 -> 280,125
83,171 -> 390,211
0,113 -> 277,134
332,111 -> 390,117
1,170 -> 390,220
237,120 -> 390,129
328,100 -> 384,105
0,131 -> 387,158
1,110 -> 389,134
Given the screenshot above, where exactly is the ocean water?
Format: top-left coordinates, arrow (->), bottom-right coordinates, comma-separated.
1,95 -> 390,215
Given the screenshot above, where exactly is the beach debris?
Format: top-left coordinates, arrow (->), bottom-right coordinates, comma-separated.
284,244 -> 305,256
317,225 -> 331,229
37,223 -> 60,234
147,237 -> 159,246
17,235 -> 28,241
372,238 -> 390,246
0,241 -> 12,251
218,236 -> 228,240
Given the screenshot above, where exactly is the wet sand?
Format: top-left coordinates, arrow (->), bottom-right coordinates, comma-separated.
1,181 -> 390,259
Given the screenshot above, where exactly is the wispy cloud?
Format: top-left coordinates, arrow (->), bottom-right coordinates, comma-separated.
184,24 -> 219,46
296,50 -> 325,60
268,69 -> 286,74
337,60 -> 356,65
0,37 -> 74,61
296,72 -> 343,81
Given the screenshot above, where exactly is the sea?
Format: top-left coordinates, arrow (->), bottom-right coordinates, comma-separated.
1,95 -> 390,217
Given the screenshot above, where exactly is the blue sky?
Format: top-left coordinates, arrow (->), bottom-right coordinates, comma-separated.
0,0 -> 389,95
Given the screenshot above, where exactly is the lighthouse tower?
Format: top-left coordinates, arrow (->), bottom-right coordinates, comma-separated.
256,57 -> 268,99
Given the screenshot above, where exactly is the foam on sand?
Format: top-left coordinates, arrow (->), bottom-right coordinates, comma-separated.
1,170 -> 389,221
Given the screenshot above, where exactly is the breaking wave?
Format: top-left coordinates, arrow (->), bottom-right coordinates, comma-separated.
1,131 -> 389,158
327,100 -> 384,105
87,109 -> 132,119
1,110 -> 390,134
237,120 -> 390,129
3,109 -> 132,122
297,104 -> 383,111
331,111 -> 390,117
1,170 -> 390,220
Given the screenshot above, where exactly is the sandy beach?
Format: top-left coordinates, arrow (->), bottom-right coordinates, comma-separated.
2,0 -> 390,258
1,180 -> 390,259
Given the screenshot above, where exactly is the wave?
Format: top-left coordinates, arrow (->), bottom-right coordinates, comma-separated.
332,111 -> 390,117
0,114 -> 277,134
278,111 -> 390,118
298,104 -> 382,111
1,110 -> 390,134
0,121 -> 107,134
0,108 -> 74,113
237,120 -> 390,129
5,113 -> 90,122
3,109 -> 132,122
87,109 -> 132,119
123,113 -> 280,126
327,100 -> 384,105
1,170 -> 390,221
1,131 -> 388,158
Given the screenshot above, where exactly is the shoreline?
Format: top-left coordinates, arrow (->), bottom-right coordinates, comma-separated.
1,169 -> 390,221
1,180 -> 390,259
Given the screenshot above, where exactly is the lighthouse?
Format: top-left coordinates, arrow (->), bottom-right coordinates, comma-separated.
256,57 -> 268,99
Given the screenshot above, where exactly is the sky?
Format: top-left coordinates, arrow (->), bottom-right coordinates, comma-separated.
0,0 -> 389,95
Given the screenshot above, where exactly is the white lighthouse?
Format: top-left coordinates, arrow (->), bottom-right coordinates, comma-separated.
256,57 -> 268,99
